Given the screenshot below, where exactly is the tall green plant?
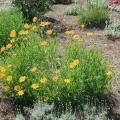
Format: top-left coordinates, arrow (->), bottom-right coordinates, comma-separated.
78,6 -> 109,28
0,9 -> 24,47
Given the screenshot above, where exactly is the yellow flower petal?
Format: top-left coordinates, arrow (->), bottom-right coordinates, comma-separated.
31,83 -> 39,89
19,76 -> 26,83
18,90 -> 24,96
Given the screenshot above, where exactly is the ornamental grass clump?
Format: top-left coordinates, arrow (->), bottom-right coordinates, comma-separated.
78,6 -> 109,28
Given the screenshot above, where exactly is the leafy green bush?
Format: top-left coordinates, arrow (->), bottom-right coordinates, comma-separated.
12,0 -> 54,20
78,6 -> 109,28
0,9 -> 24,47
1,31 -> 111,106
105,23 -> 120,38
64,6 -> 80,16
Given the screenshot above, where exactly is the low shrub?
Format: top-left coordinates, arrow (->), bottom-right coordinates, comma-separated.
0,9 -> 24,47
1,30 -> 111,107
15,101 -> 76,120
12,0 -> 54,20
64,5 -> 81,16
15,101 -> 108,120
78,6 -> 109,28
105,23 -> 120,39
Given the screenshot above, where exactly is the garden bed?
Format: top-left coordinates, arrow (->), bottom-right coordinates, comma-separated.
0,0 -> 120,120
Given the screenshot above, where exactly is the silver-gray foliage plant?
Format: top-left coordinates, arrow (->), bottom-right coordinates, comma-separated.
15,101 -> 108,120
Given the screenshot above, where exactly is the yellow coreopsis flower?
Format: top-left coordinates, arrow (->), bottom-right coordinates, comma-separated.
6,43 -> 12,49
0,73 -> 5,79
18,90 -> 24,96
87,32 -> 93,36
24,23 -> 30,29
44,22 -> 50,26
7,76 -> 12,82
0,66 -> 6,73
69,59 -> 80,68
40,77 -> 47,83
30,67 -> 37,73
32,26 -> 37,31
19,76 -> 26,83
10,30 -> 16,37
33,17 -> 37,23
40,41 -> 48,46
64,79 -> 70,84
106,70 -> 113,78
40,22 -> 46,27
65,30 -> 74,35
46,30 -> 53,35
31,83 -> 39,89
0,46 -> 5,52
53,69 -> 60,74
10,38 -> 15,43
73,35 -> 80,40
14,85 -> 21,92
52,76 -> 59,81
4,85 -> 10,91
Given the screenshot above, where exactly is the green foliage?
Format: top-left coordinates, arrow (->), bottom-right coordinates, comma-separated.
78,6 -> 109,28
64,5 -> 80,16
105,23 -> 120,38
12,0 -> 54,20
1,32 -> 111,107
1,32 -> 60,106
0,9 -> 24,47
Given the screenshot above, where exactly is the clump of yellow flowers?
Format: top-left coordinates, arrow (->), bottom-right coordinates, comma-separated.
69,59 -> 80,68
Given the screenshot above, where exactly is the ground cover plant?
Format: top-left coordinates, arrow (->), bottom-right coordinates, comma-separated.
14,100 -> 108,120
0,8 -> 24,47
105,22 -> 120,39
